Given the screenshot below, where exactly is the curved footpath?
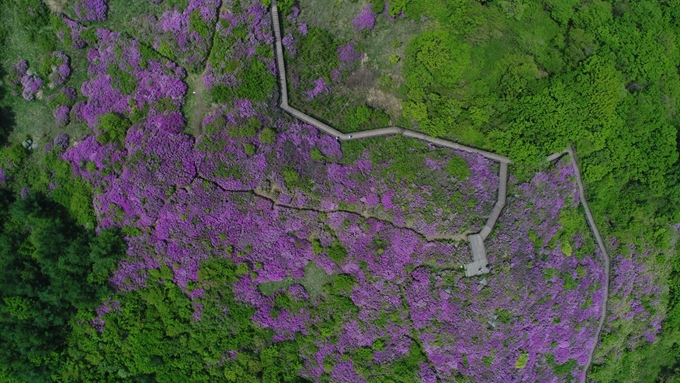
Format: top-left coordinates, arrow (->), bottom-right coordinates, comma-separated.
270,1 -> 609,380
547,149 -> 611,383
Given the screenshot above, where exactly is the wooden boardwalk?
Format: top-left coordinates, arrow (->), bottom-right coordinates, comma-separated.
269,0 -> 507,278
270,1 -> 609,379
547,149 -> 611,383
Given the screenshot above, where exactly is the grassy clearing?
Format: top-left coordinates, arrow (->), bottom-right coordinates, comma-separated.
0,3 -> 90,145
258,261 -> 334,300
182,73 -> 208,136
297,0 -> 365,41
97,0 -> 189,40
293,0 -> 429,124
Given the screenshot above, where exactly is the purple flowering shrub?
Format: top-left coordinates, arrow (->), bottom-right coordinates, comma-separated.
61,30 -> 191,230
63,82 -> 506,381
194,100 -> 268,190
54,133 -> 71,149
20,72 -> 43,101
64,122 -> 195,231
74,0 -> 108,22
218,159 -> 602,382
46,134 -> 71,154
352,5 -> 377,31
283,6 -> 347,95
39,51 -> 72,89
51,5 -> 636,381
53,105 -> 71,127
305,77 -> 329,100
200,102 -> 493,239
285,6 -> 379,128
401,162 -> 603,382
46,87 -> 79,124
6,55 -> 78,127
142,0 -> 221,73
47,86 -> 78,108
203,0 -> 274,91
4,61 -> 29,97
64,91 -> 612,382
70,101 -> 86,124
337,41 -> 361,68
593,242 -> 670,364
194,101 -> 497,237
80,29 -> 187,136
266,125 -> 497,237
5,60 -> 44,101
62,16 -> 88,49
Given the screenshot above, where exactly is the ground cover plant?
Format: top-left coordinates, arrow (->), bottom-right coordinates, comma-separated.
0,0 -> 678,382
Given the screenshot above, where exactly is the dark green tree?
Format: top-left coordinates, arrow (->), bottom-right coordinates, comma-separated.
0,191 -> 125,382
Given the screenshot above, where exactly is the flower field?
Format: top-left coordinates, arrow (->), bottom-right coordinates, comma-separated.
0,0 -> 674,382
55,2 -> 605,376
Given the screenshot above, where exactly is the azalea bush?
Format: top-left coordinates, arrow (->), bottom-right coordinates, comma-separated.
74,0 -> 109,22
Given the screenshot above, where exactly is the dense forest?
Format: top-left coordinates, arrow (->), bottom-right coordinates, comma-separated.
0,0 -> 679,381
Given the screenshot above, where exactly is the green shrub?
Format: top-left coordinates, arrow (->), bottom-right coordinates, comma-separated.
328,241 -> 348,263
405,30 -> 471,89
259,128 -> 276,145
515,352 -> 529,369
97,113 -> 131,144
139,43 -> 163,66
209,84 -> 234,104
210,60 -> 276,103
277,0 -> 295,13
332,274 -> 356,293
295,28 -> 339,82
50,14 -> 73,47
81,27 -> 98,45
0,143 -> 28,167
388,0 -> 408,16
344,105 -> 372,132
310,148 -> 324,161
157,40 -> 176,61
282,167 -> 300,189
545,354 -> 577,377
243,143 -> 255,156
562,273 -> 577,290
107,65 -> 138,95
189,10 -> 211,39
446,156 -> 470,180
237,60 -> 276,101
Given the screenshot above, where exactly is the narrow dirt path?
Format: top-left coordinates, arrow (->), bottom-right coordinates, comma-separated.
251,185 -> 473,242
185,0 -> 230,136
161,174 -> 471,248
185,72 -> 208,136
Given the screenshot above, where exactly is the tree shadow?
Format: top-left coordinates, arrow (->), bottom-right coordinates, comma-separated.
0,106 -> 16,146
0,63 -> 17,145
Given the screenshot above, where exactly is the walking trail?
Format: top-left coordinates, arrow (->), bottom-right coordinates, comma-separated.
547,148 -> 611,382
269,1 -> 609,380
